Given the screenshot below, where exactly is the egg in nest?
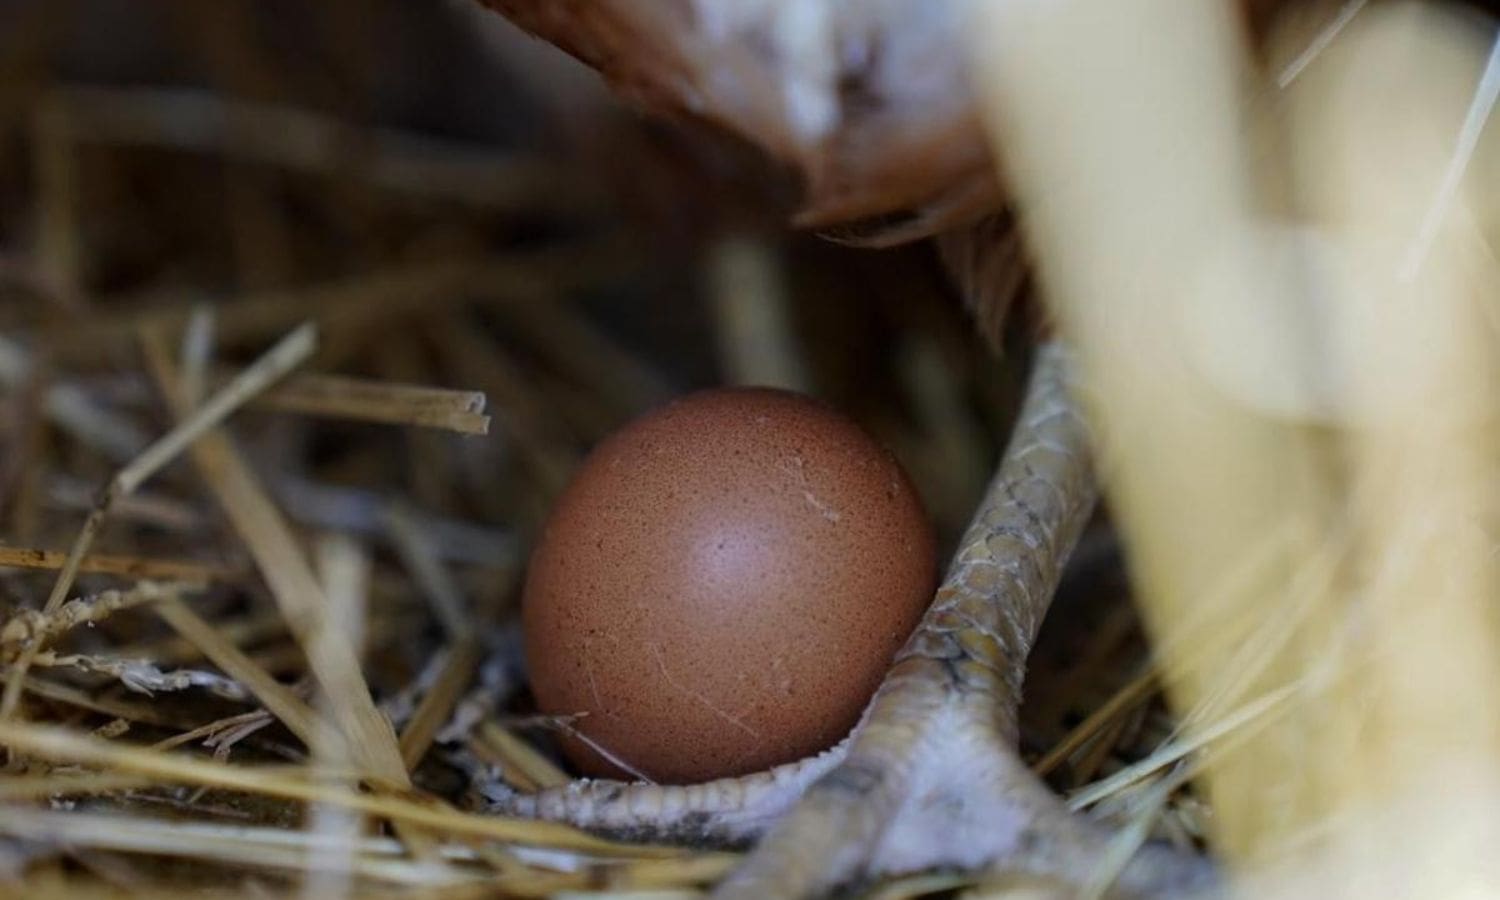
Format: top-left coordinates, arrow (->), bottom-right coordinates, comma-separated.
523,387 -> 936,784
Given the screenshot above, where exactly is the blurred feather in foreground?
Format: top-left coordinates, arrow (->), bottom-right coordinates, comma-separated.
971,0 -> 1500,892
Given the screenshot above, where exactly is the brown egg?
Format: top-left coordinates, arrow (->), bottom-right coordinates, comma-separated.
522,387 -> 936,784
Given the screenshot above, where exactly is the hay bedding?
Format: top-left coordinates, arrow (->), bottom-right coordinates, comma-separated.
1,0 -> 1475,897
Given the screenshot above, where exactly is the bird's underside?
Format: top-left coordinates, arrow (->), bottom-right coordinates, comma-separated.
475,2 -> 1218,896
478,0 -> 999,246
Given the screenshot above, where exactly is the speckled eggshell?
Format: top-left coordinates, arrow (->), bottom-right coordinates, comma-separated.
522,387 -> 936,785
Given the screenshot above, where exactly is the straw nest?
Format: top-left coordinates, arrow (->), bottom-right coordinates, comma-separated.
7,0 -> 1477,897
